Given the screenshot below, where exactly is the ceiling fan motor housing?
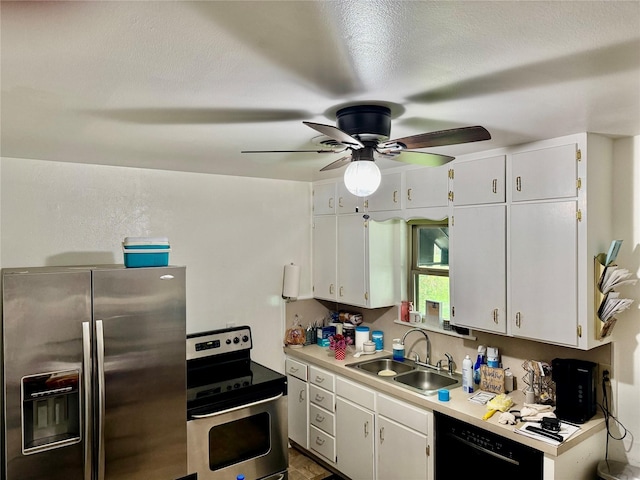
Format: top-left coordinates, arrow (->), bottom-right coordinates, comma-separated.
336,105 -> 391,140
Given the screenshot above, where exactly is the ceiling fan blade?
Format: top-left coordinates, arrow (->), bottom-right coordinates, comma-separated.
241,149 -> 345,154
381,126 -> 491,150
303,122 -> 364,149
320,155 -> 352,172
391,151 -> 455,167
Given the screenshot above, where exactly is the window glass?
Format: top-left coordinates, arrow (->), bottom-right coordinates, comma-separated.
410,221 -> 449,320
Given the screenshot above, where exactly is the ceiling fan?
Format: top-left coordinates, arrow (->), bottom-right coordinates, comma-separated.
242,104 -> 491,196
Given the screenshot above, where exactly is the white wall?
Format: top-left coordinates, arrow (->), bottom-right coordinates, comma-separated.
611,136 -> 640,466
0,157 -> 312,372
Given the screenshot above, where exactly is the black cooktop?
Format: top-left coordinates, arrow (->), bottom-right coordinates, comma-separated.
186,327 -> 287,417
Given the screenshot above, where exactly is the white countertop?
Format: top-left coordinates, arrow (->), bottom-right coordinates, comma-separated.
285,344 -> 606,457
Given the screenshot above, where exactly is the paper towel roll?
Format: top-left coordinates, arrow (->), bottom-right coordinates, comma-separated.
282,263 -> 300,299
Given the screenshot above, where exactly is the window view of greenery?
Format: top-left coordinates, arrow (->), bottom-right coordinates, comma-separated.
411,223 -> 450,321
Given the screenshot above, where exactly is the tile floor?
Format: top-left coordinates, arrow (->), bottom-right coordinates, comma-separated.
288,446 -> 343,480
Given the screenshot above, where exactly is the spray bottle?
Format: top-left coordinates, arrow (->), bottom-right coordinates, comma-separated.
473,345 -> 486,386
462,355 -> 474,393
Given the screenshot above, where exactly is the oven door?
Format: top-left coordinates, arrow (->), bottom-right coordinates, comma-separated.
188,392 -> 288,480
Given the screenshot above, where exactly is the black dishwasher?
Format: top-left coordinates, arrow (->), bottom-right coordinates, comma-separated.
435,412 -> 543,480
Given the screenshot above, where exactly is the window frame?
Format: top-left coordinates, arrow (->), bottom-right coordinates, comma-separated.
408,219 -> 450,316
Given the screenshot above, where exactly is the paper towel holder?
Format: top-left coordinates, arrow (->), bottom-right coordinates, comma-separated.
282,263 -> 300,302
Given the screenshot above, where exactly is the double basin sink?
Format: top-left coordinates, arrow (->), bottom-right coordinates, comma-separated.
346,356 -> 462,396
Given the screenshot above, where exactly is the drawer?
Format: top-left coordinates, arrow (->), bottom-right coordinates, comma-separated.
309,403 -> 335,436
309,425 -> 336,463
336,376 -> 375,411
309,366 -> 335,392
309,384 -> 335,412
285,357 -> 308,381
377,393 -> 429,435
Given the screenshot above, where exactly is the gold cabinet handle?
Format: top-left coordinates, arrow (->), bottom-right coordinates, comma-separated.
493,308 -> 499,324
364,421 -> 369,437
407,188 -> 413,202
492,179 -> 497,194
379,427 -> 385,443
339,286 -> 344,297
315,413 -> 325,422
516,176 -> 522,192
315,393 -> 324,402
393,190 -> 398,203
299,390 -> 305,403
515,312 -> 521,327
315,437 -> 325,446
338,197 -> 344,208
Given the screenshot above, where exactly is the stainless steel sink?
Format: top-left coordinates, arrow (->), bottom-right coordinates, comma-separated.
393,370 -> 460,394
349,358 -> 415,376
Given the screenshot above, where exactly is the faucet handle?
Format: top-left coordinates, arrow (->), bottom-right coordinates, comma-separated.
444,352 -> 454,374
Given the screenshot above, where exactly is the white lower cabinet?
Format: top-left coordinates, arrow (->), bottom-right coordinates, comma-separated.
336,377 -> 376,480
286,358 -> 308,449
377,394 -> 432,480
308,366 -> 337,463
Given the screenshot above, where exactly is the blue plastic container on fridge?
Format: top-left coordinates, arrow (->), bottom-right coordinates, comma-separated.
123,237 -> 171,267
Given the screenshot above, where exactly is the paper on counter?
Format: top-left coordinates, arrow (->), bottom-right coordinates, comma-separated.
514,421 -> 580,445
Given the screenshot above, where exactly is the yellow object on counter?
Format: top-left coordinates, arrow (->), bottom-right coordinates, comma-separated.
483,393 -> 514,421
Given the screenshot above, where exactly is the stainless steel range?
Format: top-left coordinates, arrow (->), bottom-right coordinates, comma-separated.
186,326 -> 288,480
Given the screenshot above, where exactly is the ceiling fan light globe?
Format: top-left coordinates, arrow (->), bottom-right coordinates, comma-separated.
344,161 -> 381,197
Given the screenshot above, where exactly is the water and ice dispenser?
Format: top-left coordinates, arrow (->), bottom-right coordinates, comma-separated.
21,370 -> 81,453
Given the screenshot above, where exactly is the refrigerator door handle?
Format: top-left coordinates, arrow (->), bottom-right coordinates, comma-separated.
82,322 -> 93,480
96,320 -> 106,480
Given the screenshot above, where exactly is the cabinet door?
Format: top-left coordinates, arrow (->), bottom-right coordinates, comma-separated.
511,144 -> 577,202
313,183 -> 336,214
337,182 -> 365,214
452,155 -> 505,205
336,397 -> 375,480
287,375 -> 308,449
510,201 -> 578,345
313,216 -> 337,301
366,173 -> 402,212
377,416 -> 428,480
337,215 -> 367,307
405,166 -> 449,208
450,205 -> 506,333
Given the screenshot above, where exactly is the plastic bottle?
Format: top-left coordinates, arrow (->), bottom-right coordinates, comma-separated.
355,326 -> 370,352
462,355 -> 474,393
487,346 -> 500,367
392,339 -> 405,361
372,330 -> 384,351
473,345 -> 486,385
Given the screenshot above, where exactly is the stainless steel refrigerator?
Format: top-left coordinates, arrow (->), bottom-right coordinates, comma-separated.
1,265 -> 189,480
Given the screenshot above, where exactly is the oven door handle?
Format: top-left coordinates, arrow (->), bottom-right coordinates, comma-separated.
190,393 -> 284,419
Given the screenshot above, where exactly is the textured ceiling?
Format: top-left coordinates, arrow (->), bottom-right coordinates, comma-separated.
2,1 -> 639,181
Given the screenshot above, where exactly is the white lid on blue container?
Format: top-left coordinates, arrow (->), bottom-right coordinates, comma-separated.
123,236 -> 169,246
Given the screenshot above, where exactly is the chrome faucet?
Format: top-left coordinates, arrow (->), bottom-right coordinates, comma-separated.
401,328 -> 431,366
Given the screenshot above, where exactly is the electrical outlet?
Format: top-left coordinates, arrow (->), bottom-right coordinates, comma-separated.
599,363 -> 612,381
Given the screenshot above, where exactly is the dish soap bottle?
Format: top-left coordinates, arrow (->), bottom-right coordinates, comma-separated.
473,345 -> 486,386
462,355 -> 474,393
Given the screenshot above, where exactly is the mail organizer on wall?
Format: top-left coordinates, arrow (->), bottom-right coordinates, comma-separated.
594,248 -> 636,340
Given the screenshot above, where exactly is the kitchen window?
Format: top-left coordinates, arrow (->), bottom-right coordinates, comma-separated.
409,220 -> 450,321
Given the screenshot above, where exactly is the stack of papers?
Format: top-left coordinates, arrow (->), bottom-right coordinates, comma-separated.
514,421 -> 580,446
599,265 -> 637,294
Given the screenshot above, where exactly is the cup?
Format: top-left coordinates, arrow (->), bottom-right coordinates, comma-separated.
438,389 -> 450,402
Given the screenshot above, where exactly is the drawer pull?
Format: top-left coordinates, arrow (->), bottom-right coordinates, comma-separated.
315,376 -> 324,383
289,367 -> 299,373
298,390 -> 305,403
379,426 -> 385,443
315,394 -> 324,402
315,437 -> 325,446
315,414 -> 325,422
492,178 -> 497,194
407,188 -> 412,202
364,421 -> 369,437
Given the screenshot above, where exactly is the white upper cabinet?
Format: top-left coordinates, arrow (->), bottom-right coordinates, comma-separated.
511,143 -> 577,201
365,173 -> 402,212
313,183 -> 336,215
312,216 -> 337,301
336,182 -> 364,214
451,155 -> 505,206
405,165 -> 449,208
450,204 -> 507,334
510,200 -> 578,344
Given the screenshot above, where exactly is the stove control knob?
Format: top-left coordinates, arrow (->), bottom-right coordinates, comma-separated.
233,337 -> 240,344
242,335 -> 249,343
226,339 -> 231,345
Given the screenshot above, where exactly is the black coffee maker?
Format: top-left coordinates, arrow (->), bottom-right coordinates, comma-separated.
551,358 -> 598,424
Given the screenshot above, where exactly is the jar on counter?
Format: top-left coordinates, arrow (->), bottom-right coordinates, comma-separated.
372,331 -> 384,351
355,326 -> 370,352
343,323 -> 356,346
